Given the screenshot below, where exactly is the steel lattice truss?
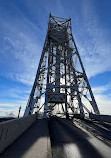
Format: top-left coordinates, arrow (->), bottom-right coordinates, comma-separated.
24,14 -> 100,118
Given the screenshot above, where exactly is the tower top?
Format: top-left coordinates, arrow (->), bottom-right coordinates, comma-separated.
49,13 -> 71,27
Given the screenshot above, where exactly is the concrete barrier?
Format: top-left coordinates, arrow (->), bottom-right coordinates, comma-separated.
89,113 -> 111,123
0,114 -> 37,153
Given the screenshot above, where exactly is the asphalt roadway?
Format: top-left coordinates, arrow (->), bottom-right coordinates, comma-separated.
48,117 -> 111,158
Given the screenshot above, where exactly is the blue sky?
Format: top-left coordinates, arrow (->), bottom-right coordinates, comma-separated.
0,0 -> 111,116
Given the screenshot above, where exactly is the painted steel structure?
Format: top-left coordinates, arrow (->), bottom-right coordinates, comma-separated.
24,14 -> 100,118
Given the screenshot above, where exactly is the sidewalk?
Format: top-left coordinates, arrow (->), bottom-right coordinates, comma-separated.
0,119 -> 52,158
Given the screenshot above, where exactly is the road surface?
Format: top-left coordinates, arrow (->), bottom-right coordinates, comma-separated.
48,118 -> 111,158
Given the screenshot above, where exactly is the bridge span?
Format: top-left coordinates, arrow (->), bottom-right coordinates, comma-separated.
0,116 -> 111,158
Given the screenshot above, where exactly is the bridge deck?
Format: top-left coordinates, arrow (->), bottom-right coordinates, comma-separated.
1,117 -> 111,158
0,119 -> 51,158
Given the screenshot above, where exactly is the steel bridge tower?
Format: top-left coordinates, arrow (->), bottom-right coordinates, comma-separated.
24,14 -> 100,118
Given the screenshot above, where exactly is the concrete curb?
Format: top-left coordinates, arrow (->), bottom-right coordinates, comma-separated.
0,114 -> 37,153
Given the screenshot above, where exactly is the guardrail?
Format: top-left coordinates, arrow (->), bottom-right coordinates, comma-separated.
89,113 -> 111,123
73,118 -> 111,147
0,114 -> 37,153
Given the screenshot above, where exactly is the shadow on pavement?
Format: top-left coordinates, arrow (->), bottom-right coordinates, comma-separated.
0,119 -> 51,158
48,118 -> 104,158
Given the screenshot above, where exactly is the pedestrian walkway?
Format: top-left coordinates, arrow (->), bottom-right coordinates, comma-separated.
0,119 -> 52,158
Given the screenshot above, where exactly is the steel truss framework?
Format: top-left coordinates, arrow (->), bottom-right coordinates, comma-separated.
24,14 -> 100,118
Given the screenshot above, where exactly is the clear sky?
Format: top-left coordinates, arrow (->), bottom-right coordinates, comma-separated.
0,0 -> 111,116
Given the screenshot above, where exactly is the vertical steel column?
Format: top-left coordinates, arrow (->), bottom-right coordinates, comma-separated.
24,33 -> 48,117
70,52 -> 85,117
43,43 -> 51,118
64,49 -> 69,118
55,46 -> 60,93
72,36 -> 100,114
